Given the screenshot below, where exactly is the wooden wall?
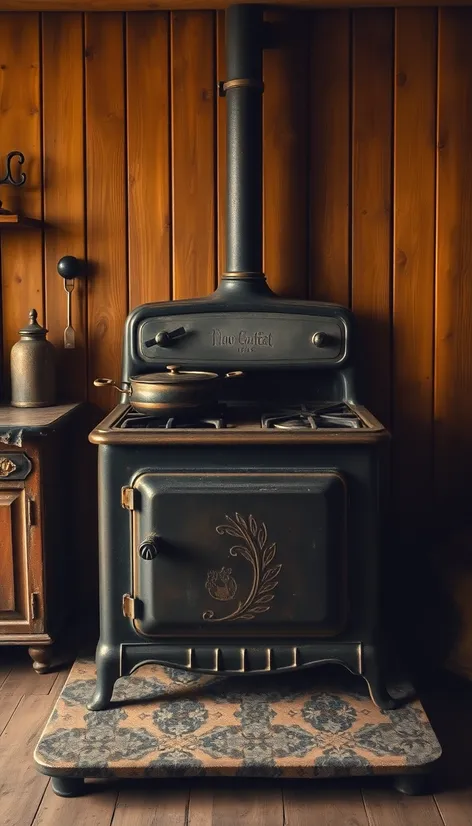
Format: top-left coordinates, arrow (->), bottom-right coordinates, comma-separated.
1,7 -> 472,663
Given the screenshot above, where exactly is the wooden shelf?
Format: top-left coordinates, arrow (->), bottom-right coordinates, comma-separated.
0,213 -> 43,230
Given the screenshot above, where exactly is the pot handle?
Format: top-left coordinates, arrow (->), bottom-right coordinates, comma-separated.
94,378 -> 132,396
224,371 -> 244,379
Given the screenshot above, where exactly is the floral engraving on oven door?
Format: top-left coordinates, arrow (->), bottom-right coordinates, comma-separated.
202,513 -> 281,622
205,567 -> 238,601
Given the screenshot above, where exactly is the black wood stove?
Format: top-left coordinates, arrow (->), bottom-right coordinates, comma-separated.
88,4 -> 401,712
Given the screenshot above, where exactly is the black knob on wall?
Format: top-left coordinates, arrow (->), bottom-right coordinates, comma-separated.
57,256 -> 83,279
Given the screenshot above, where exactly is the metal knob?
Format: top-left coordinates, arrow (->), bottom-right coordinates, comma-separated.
57,255 -> 83,279
139,539 -> 160,560
312,332 -> 328,347
154,327 -> 187,347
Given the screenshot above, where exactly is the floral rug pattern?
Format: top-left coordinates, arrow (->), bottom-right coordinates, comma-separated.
34,658 -> 441,779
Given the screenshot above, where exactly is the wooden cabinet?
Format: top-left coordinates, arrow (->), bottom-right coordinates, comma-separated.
0,403 -> 97,672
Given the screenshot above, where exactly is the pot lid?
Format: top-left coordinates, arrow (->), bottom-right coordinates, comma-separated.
18,309 -> 48,338
131,366 -> 219,384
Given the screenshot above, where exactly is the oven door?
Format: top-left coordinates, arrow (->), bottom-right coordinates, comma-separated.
130,472 -> 347,638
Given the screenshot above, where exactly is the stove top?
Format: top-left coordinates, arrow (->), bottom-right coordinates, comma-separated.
117,402 -> 367,431
90,398 -> 387,445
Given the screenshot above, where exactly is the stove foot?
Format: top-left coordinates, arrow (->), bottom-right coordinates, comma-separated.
87,649 -> 120,711
393,772 -> 431,796
362,646 -> 399,710
51,777 -> 85,798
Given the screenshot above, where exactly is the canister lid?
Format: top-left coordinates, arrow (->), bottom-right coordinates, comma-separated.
18,309 -> 48,338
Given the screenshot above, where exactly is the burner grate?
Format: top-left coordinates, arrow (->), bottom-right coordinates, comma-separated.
261,403 -> 363,430
120,412 -> 224,430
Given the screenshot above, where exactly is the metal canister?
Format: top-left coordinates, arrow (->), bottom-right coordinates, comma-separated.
10,309 -> 56,407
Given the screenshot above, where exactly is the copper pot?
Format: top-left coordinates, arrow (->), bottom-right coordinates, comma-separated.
94,365 -> 243,415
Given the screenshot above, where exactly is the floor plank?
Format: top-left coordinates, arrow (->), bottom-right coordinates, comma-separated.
0,646 -> 470,826
111,786 -> 189,825
362,789 -> 444,825
283,786 -> 369,825
188,786 -> 213,826
435,789 -> 472,826
0,694 -> 22,735
34,782 -> 118,826
0,661 -> 12,688
0,692 -> 66,826
211,784 -> 284,826
0,660 -> 60,697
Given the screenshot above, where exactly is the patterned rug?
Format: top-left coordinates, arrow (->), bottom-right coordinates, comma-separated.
34,658 -> 441,780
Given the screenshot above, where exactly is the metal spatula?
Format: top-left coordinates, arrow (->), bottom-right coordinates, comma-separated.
57,256 -> 82,350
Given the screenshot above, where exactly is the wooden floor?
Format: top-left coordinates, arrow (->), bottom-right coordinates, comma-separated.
1,648 -> 472,826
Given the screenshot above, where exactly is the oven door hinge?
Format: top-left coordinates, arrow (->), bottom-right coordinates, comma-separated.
30,592 -> 40,620
121,487 -> 135,510
122,593 -> 137,619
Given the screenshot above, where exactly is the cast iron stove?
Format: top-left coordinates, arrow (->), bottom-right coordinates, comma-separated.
88,4 -> 401,712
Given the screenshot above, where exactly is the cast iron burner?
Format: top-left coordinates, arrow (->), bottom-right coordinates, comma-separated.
116,402 -> 365,432
121,412 -> 225,429
262,403 -> 363,430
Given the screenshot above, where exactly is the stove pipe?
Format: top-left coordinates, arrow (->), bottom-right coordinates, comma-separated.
221,5 -> 273,297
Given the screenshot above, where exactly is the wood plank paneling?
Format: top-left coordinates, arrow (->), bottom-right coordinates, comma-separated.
435,8 -> 472,519
42,12 -> 86,401
309,10 -> 350,307
85,12 -> 127,409
0,13 -> 43,391
216,10 -> 226,277
352,9 -> 394,426
263,11 -> 309,298
392,8 -> 436,520
171,11 -> 216,300
126,11 -> 171,308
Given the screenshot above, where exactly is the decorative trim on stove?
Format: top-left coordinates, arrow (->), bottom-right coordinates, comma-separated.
119,642 -> 364,679
202,513 -> 281,623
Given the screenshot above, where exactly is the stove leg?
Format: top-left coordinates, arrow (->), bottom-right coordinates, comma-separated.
51,776 -> 85,797
362,645 -> 399,711
87,647 -> 120,711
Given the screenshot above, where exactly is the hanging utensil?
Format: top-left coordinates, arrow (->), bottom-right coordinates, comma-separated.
57,256 -> 82,349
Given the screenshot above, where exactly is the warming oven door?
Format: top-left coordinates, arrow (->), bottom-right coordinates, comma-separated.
129,472 -> 347,638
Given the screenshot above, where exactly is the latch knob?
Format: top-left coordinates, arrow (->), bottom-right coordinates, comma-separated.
139,539 -> 160,560
154,327 -> 187,347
